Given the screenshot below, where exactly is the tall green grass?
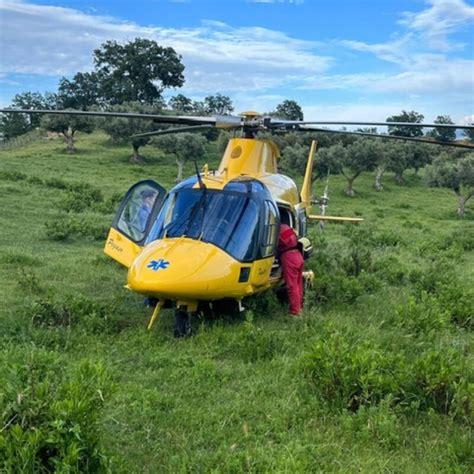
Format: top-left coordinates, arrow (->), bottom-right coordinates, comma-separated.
0,133 -> 473,472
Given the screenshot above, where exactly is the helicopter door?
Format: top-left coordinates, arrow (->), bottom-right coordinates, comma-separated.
104,180 -> 166,268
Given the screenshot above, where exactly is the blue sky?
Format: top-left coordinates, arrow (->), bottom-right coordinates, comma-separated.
1,0 -> 473,124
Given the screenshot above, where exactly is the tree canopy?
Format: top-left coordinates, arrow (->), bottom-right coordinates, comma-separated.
93,38 -> 185,105
58,72 -> 103,110
41,111 -> 94,154
427,115 -> 456,143
387,110 -> 424,137
202,94 -> 234,115
152,132 -> 207,182
273,100 -> 304,121
426,153 -> 474,217
100,102 -> 161,162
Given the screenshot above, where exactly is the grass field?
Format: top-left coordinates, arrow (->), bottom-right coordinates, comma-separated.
0,132 -> 473,472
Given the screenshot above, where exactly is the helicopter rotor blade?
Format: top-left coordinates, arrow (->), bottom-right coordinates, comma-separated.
269,119 -> 474,130
130,124 -> 216,138
0,108 -> 243,129
295,126 -> 474,149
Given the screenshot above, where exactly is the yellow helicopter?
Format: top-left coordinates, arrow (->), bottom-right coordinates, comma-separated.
1,108 -> 473,336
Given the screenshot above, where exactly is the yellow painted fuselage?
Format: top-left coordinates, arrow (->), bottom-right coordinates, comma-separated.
105,137 -> 310,310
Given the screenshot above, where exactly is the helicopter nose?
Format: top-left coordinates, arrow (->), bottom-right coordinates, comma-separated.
127,238 -> 248,300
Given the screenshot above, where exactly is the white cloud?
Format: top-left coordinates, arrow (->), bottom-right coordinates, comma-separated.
400,0 -> 474,51
301,57 -> 474,97
0,0 -> 330,93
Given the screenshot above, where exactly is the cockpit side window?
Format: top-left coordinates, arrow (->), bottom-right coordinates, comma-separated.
261,201 -> 279,258
116,183 -> 161,242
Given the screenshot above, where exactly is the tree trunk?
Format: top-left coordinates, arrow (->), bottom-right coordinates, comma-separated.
63,127 -> 76,154
374,165 -> 386,191
130,144 -> 144,163
176,158 -> 184,183
394,171 -> 404,185
457,193 -> 473,218
345,177 -> 356,197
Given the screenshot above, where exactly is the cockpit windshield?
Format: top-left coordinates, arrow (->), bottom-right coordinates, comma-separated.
146,189 -> 260,261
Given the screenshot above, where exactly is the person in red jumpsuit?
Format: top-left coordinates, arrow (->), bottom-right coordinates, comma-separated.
277,224 -> 305,315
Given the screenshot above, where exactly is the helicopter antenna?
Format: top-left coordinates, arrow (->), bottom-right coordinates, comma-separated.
194,160 -> 206,190
319,169 -> 330,232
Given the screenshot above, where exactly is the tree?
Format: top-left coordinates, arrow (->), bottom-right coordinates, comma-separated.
152,133 -> 207,182
0,112 -> 29,140
385,141 -> 411,185
41,112 -> 94,154
463,128 -> 474,143
101,102 -> 159,163
338,139 -> 379,196
409,142 -> 432,174
0,92 -> 58,139
168,94 -> 194,114
203,94 -> 234,115
58,72 -> 102,110
280,143 -> 310,176
426,153 -> 474,217
93,38 -> 185,105
273,100 -> 304,121
387,110 -> 424,137
427,115 -> 456,142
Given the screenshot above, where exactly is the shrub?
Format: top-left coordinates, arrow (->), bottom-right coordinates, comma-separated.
29,296 -> 116,334
301,329 -> 400,411
0,170 -> 27,181
58,183 -> 104,213
408,348 -> 468,415
408,258 -> 456,294
27,175 -> 44,186
44,218 -> 73,241
312,273 -> 364,305
373,255 -> 407,285
45,214 -> 109,242
44,177 -> 69,190
395,293 -> 450,336
436,284 -> 474,330
0,348 -> 112,472
1,252 -> 40,266
341,245 -> 373,277
340,397 -> 401,449
300,326 -> 472,420
16,269 -> 45,295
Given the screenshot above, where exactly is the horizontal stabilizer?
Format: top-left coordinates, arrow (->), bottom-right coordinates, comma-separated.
309,215 -> 364,223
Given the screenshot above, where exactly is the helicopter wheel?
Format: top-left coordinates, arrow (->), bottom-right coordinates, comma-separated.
174,309 -> 192,338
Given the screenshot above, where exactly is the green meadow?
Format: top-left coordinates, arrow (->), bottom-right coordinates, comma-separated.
0,132 -> 473,472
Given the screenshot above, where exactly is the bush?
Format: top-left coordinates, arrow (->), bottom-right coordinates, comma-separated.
44,218 -> 73,241
16,269 -> 45,295
29,296 -> 116,334
340,398 -> 401,449
58,183 -> 104,213
408,258 -> 456,294
312,273 -> 364,305
27,175 -> 44,186
409,348 -> 468,415
436,284 -> 474,330
45,214 -> 110,242
395,293 -> 450,336
300,326 -> 472,419
0,348 -> 112,472
44,177 -> 69,190
301,329 -> 400,411
373,255 -> 407,285
0,170 -> 27,181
